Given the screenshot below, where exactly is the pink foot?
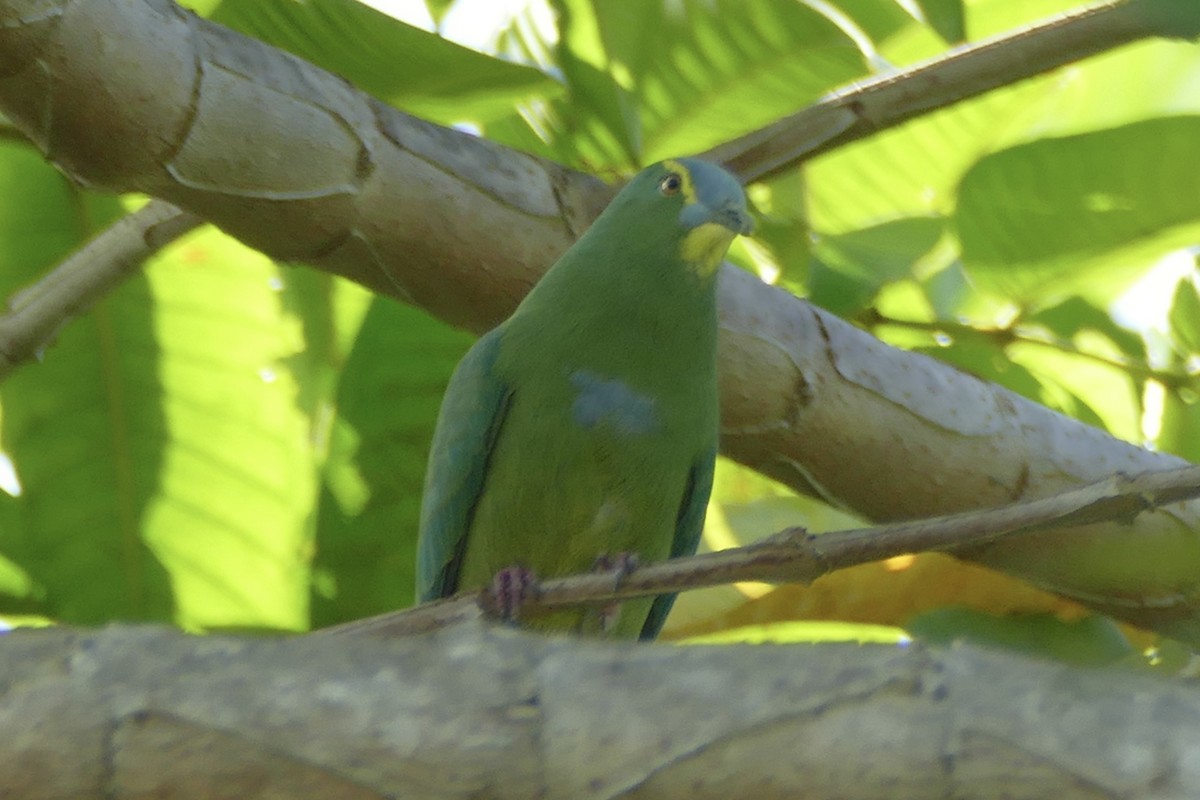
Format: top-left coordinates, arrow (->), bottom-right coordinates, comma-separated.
486,565 -> 540,622
592,552 -> 640,587
591,552 -> 640,633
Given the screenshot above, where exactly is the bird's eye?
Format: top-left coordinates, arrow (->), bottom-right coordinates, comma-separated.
659,173 -> 682,196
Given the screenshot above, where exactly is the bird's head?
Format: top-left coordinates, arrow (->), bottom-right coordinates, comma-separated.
609,158 -> 753,278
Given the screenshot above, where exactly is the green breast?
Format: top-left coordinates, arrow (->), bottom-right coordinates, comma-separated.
456,327 -> 714,637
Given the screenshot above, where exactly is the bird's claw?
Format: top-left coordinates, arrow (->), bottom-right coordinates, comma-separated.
487,565 -> 540,623
592,552 -> 639,633
592,552 -> 640,589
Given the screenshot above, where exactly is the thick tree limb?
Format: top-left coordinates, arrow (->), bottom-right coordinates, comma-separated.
0,624 -> 1197,799
0,0 -> 1198,638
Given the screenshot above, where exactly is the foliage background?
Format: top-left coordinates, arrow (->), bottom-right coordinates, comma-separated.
0,0 -> 1197,666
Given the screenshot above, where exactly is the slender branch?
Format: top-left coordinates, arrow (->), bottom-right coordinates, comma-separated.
322,463 -> 1200,639
860,310 -> 1191,387
703,0 -> 1200,183
0,200 -> 200,380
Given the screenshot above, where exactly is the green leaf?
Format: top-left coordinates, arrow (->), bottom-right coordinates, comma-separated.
14,288 -> 314,624
205,0 -> 560,125
0,488 -> 35,606
0,144 -> 317,629
957,117 -> 1200,305
920,262 -> 980,321
966,0 -> 1082,37
1026,296 -> 1147,364
808,85 -> 1036,237
911,0 -> 965,43
535,0 -> 869,169
1144,0 -> 1200,39
685,621 -> 909,645
1008,340 -> 1143,442
425,0 -> 455,25
808,256 -> 879,318
0,145 -> 93,274
808,6 -> 1200,244
746,170 -> 811,289
1157,387 -> 1200,463
310,297 -> 472,626
1168,277 -> 1200,356
907,608 -> 1136,667
910,337 -> 1047,409
827,0 -> 935,50
814,216 -> 945,284
636,0 -> 868,163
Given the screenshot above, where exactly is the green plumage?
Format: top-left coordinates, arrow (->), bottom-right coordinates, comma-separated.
417,158 -> 751,639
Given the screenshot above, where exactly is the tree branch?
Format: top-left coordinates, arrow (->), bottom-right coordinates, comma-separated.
1,623 -> 1198,799
324,464 -> 1200,639
0,0 -> 1197,638
859,310 -> 1190,387
0,200 -> 199,378
703,0 -> 1200,181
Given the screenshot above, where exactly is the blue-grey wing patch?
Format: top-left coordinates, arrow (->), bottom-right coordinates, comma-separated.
570,369 -> 662,437
639,446 -> 717,640
417,327 -> 512,602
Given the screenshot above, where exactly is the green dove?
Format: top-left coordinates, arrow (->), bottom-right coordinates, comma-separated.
416,158 -> 752,639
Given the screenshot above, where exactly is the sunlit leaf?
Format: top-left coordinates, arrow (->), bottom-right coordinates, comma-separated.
0,146 -> 317,629
1027,296 -> 1147,365
815,216 -> 945,284
685,621 -> 910,645
907,608 -> 1136,666
425,0 -> 455,24
534,0 -> 869,169
1157,387 -> 1200,463
807,7 -> 1200,255
957,117 -> 1200,305
310,297 -> 472,625
907,337 -> 1045,407
204,0 -> 561,125
1008,339 -> 1143,443
0,521 -> 34,606
910,0 -> 965,43
1168,277 -> 1200,356
808,256 -> 880,317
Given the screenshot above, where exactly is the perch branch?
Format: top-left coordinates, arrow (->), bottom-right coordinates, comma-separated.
323,464 -> 1200,638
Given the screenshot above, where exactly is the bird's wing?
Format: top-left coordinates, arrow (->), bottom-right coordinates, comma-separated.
416,327 -> 513,601
638,445 -> 717,640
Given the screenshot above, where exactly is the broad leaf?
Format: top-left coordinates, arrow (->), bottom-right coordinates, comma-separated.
525,0 -> 870,169
203,0 -> 561,125
908,608 -> 1136,667
0,148 -> 316,629
957,117 -> 1200,305
311,297 -> 472,625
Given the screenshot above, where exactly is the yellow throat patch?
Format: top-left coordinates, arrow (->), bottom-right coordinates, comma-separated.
662,159 -> 738,278
681,222 -> 737,277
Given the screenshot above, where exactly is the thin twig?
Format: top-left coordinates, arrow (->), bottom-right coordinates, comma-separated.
0,200 -> 201,381
860,310 -> 1190,387
321,464 -> 1200,639
704,0 -> 1200,183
